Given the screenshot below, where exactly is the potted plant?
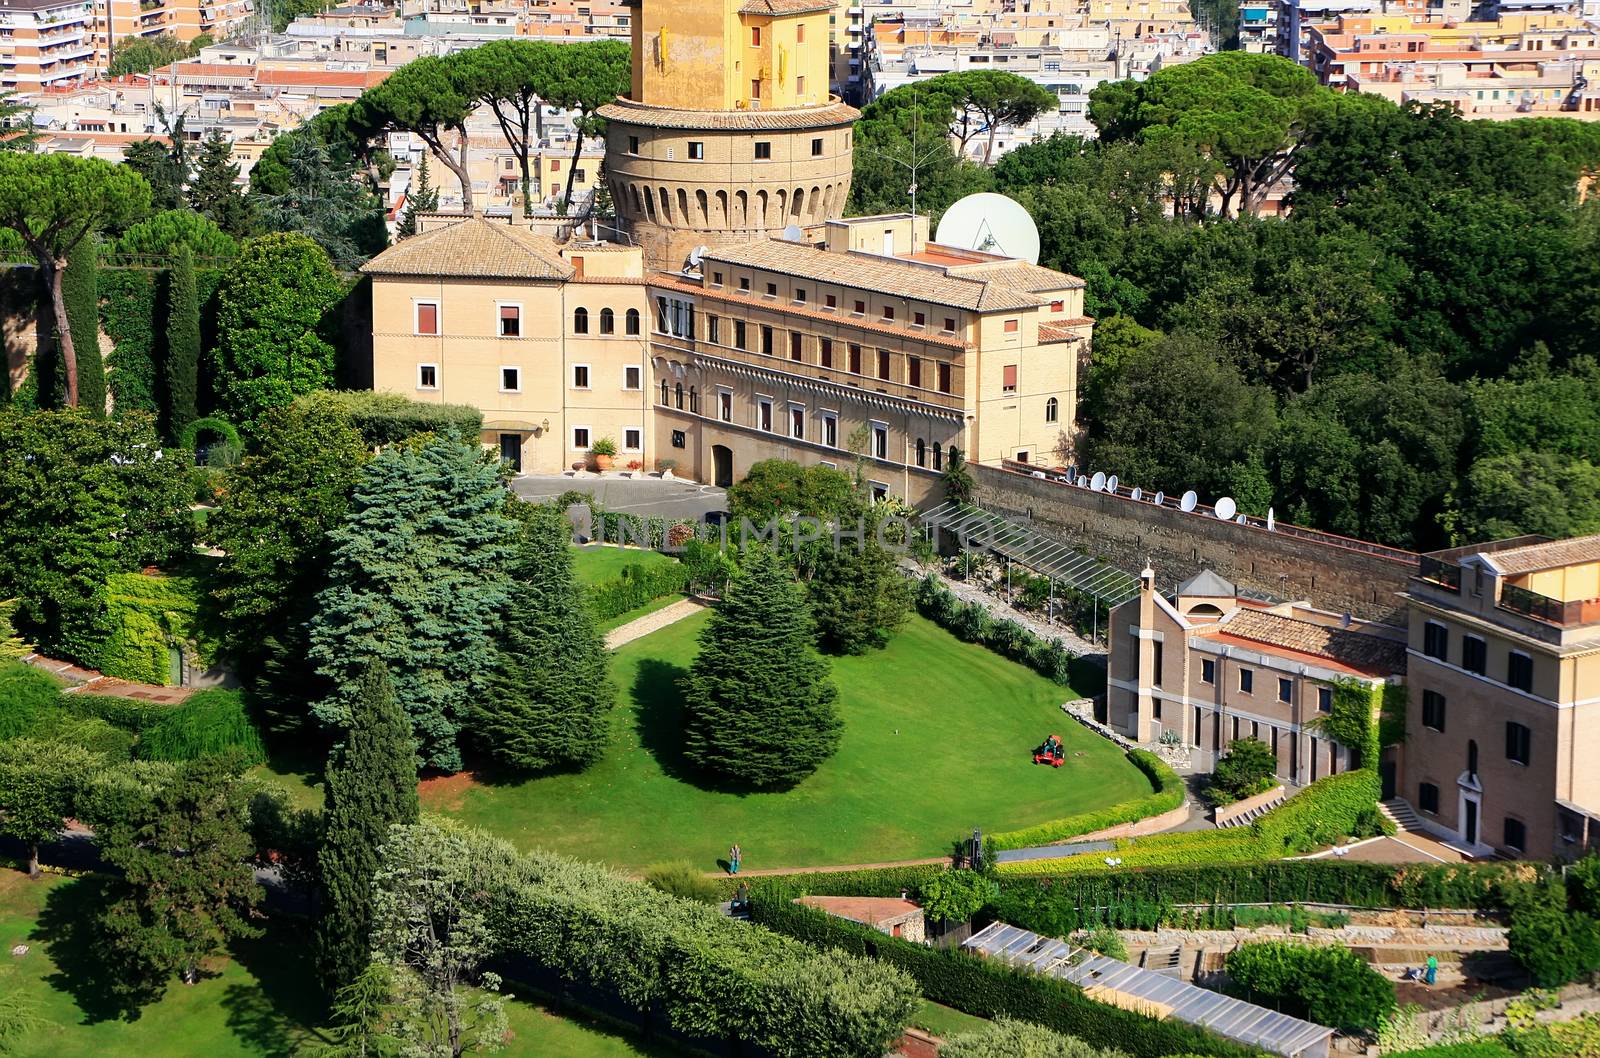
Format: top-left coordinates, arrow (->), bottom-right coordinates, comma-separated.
590,436 -> 618,471
657,458 -> 677,480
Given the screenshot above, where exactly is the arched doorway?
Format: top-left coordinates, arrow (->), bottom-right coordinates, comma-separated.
712,445 -> 733,489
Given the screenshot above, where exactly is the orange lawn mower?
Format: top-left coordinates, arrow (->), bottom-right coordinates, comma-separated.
1032,733 -> 1065,768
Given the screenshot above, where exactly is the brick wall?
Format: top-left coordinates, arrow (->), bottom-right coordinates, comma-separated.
971,463 -> 1416,624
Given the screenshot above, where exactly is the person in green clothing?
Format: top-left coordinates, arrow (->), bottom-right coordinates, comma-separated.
1425,954 -> 1438,985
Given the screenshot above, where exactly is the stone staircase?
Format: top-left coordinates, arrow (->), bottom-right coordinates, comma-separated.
1215,786 -> 1288,828
1379,798 -> 1424,832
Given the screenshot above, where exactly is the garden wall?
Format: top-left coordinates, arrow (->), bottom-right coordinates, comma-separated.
972,463 -> 1417,624
1,264 -> 44,398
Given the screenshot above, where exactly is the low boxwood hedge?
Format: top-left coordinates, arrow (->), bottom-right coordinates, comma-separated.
588,562 -> 691,622
989,749 -> 1184,851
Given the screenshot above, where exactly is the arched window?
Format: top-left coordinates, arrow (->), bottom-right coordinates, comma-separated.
573,307 -> 589,334
674,382 -> 684,409
915,438 -> 926,466
689,386 -> 699,414
1467,739 -> 1478,776
932,441 -> 943,470
600,307 -> 615,334
1045,397 -> 1059,423
661,379 -> 670,405
626,308 -> 641,336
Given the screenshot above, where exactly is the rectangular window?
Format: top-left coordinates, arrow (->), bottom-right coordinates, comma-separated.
820,338 -> 833,368
1506,721 -> 1531,765
872,424 -> 888,459
766,282 -> 778,298
761,325 -> 774,356
739,276 -> 751,291
882,305 -> 894,321
1152,640 -> 1163,687
1422,689 -> 1446,731
1419,782 -> 1439,814
823,414 -> 838,448
908,357 -> 921,388
913,311 -> 925,327
415,301 -> 439,335
1201,658 -> 1215,684
825,293 -> 837,309
417,364 -> 438,390
624,365 -> 641,390
1463,635 -> 1487,675
688,140 -> 704,159
1239,668 -> 1254,694
572,364 -> 590,389
624,427 -> 642,451
944,316 -> 956,333
1004,318 -> 1019,333
719,390 -> 732,422
876,349 -> 890,380
1423,621 -> 1448,661
499,303 -> 521,337
1278,678 -> 1292,704
754,140 -> 771,159
795,288 -> 807,304
938,362 -> 952,393
1050,300 -> 1064,313
758,398 -> 773,432
790,332 -> 803,361
712,270 -> 724,286
848,344 -> 861,374
500,367 -> 521,392
628,135 -> 639,154
672,429 -> 686,448
790,405 -> 804,439
734,320 -> 747,349
853,299 -> 866,315
751,26 -> 761,44
1504,817 -> 1526,852
811,136 -> 823,155
1002,365 -> 1018,392
572,427 -> 590,449
1318,686 -> 1332,713
708,316 -> 720,344
1508,652 -> 1533,693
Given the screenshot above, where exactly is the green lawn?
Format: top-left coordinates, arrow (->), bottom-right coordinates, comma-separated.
0,872 -> 678,1058
572,544 -> 676,586
598,592 -> 685,635
430,612 -> 1150,870
910,999 -> 990,1040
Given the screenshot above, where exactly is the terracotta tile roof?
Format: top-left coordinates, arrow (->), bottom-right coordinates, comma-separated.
948,259 -> 1086,292
1214,609 -> 1406,676
1038,320 -> 1093,343
798,895 -> 922,927
360,217 -> 574,280
702,239 -> 1058,312
1481,534 -> 1600,576
739,0 -> 835,13
597,96 -> 859,131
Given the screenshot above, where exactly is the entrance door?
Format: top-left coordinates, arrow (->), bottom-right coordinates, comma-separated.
499,433 -> 522,473
1463,796 -> 1479,846
712,444 -> 733,488
1380,758 -> 1397,801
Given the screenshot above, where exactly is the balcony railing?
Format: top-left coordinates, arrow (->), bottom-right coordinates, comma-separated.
1499,581 -> 1600,627
1418,555 -> 1462,592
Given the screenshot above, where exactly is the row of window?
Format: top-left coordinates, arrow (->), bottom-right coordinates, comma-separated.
710,275 -> 969,333
1178,707 -> 1342,779
1418,691 -> 1532,766
1422,621 -> 1535,692
412,302 -> 645,339
568,426 -> 643,452
1195,655 -> 1335,711
629,134 -> 830,160
1415,783 -> 1528,851
417,364 -> 645,394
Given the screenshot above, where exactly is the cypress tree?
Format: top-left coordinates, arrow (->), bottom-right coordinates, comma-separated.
684,546 -> 841,788
476,502 -> 613,771
315,658 -> 420,997
62,236 -> 104,415
164,245 -> 200,440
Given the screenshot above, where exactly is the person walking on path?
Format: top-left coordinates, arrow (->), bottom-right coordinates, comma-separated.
1425,954 -> 1438,986
729,843 -> 742,875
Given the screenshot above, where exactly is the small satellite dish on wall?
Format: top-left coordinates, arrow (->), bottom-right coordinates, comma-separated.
1153,491 -> 1165,507
934,193 -> 1041,264
1090,471 -> 1106,492
1130,487 -> 1143,502
1214,497 -> 1237,521
1106,475 -> 1119,494
1266,507 -> 1276,532
781,224 -> 804,243
1236,514 -> 1248,525
1179,491 -> 1198,513
1076,476 -> 1088,488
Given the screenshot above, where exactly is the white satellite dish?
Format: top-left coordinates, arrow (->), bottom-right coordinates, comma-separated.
1106,474 -> 1119,494
1266,507 -> 1276,532
1179,490 -> 1198,513
934,192 -> 1041,264
1236,514 -> 1248,525
1130,487 -> 1143,502
1153,491 -> 1165,506
1076,476 -> 1088,488
687,244 -> 709,268
1213,496 -> 1237,521
1090,471 -> 1106,492
781,223 -> 804,243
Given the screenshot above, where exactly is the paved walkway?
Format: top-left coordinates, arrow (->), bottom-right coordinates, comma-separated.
20,653 -> 195,703
514,473 -> 728,524
708,855 -> 951,879
604,597 -> 708,650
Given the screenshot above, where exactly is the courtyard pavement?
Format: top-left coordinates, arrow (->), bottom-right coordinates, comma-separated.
512,472 -> 728,523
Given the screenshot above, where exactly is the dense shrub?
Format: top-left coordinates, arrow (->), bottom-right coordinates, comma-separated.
138,689 -> 266,765
1504,878 -> 1600,988
921,869 -> 998,923
1387,1044 -> 1516,1058
1210,738 -> 1278,804
942,1018 -> 1130,1058
749,889 -> 1252,1058
1227,941 -> 1396,1032
587,562 -> 691,621
591,510 -> 703,552
642,861 -> 723,905
990,749 -> 1183,851
99,572 -> 217,685
306,390 -> 483,446
56,693 -> 174,733
915,576 -> 1077,687
0,661 -> 64,739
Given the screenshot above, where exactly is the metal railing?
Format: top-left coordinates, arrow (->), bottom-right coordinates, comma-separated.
1418,555 -> 1461,593
1498,581 -> 1600,628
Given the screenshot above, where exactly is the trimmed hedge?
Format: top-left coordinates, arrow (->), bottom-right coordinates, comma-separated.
591,510 -> 702,552
990,749 -> 1183,851
588,562 -> 691,622
748,889 -> 1256,1058
914,575 -> 1077,688
136,688 -> 265,765
56,692 -> 175,733
308,390 -> 483,446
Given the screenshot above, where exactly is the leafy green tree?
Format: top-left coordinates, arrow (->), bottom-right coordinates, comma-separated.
930,70 -> 1058,164
358,55 -> 477,213
1077,315 -> 1162,432
370,819 -> 510,1058
307,962 -> 400,1058
0,737 -> 101,877
538,41 -> 630,209
164,245 -> 200,440
208,393 -> 369,703
0,88 -> 36,152
1211,737 -> 1277,802
111,209 -> 238,259
61,235 -> 104,416
941,446 -> 976,504
451,39 -> 554,216
684,546 -> 841,788
253,135 -> 386,269
248,103 -> 384,199
476,501 -> 613,772
121,139 -> 184,213
919,869 -> 997,923
213,232 -> 343,425
396,154 -> 438,239
1449,450 -> 1600,544
1505,879 -> 1600,988
316,659 -> 421,996
188,129 -> 253,238
107,34 -> 199,76
850,85 -> 993,219
728,460 -> 862,524
310,435 -> 516,772
808,531 -> 910,655
1227,941 -> 1395,1032
97,754 -> 262,1005
0,154 -> 150,407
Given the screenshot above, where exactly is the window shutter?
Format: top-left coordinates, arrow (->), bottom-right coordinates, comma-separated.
500,305 -> 519,320
417,304 -> 438,334
1002,364 -> 1017,389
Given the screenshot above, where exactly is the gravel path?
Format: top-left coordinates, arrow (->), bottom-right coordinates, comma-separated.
926,568 -> 1106,660
605,597 -> 708,649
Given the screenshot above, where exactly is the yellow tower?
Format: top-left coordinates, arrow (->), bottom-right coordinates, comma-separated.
599,0 -> 859,271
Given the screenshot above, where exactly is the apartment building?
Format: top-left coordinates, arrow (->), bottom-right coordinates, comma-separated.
0,0 -> 96,92
361,217 -> 655,475
1107,568 -> 1407,781
1402,535 -> 1600,860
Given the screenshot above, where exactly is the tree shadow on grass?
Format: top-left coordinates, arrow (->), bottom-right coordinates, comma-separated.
221,921 -> 326,1058
631,657 -> 773,796
33,875 -> 162,1024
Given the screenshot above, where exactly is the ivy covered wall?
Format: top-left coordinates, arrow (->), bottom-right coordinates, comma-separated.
100,571 -> 219,685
